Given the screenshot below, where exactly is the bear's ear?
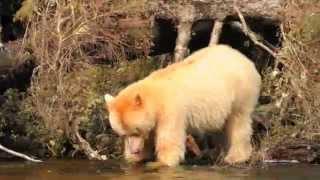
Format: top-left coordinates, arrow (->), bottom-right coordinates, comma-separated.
134,94 -> 143,107
104,94 -> 114,105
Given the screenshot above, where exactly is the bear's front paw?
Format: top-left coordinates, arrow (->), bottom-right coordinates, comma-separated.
224,151 -> 250,164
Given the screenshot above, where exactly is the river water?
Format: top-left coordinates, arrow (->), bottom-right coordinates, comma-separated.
0,160 -> 320,180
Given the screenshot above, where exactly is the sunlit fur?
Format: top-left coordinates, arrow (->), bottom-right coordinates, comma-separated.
105,45 -> 261,166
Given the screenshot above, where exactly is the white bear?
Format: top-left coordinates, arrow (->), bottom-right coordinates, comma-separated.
105,45 -> 261,166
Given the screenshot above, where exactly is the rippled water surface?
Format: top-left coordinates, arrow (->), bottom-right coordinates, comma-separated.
0,160 -> 320,180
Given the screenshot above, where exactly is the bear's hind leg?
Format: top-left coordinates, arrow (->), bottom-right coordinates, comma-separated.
224,111 -> 253,164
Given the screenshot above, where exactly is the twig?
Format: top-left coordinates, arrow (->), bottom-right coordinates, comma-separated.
0,143 -> 42,163
209,20 -> 224,45
228,21 -> 277,50
234,6 -> 277,58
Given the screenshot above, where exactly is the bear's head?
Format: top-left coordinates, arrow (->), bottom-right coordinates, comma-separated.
104,90 -> 156,163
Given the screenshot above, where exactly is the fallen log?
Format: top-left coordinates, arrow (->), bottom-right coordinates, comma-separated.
148,0 -> 283,22
148,0 -> 283,61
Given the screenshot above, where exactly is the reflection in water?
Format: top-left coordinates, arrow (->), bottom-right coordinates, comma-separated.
0,160 -> 320,180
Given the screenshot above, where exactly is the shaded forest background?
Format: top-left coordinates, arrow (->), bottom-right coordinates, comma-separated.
0,0 -> 319,165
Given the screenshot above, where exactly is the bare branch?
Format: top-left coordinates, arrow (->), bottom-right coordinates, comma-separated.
234,6 -> 277,58
71,120 -> 107,160
74,130 -> 107,160
0,144 -> 42,163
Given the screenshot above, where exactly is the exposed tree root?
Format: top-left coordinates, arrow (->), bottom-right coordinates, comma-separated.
209,20 -> 224,45
174,22 -> 193,62
174,5 -> 195,62
173,5 -> 278,62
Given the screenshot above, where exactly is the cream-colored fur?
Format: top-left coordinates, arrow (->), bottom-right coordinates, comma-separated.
105,45 -> 261,166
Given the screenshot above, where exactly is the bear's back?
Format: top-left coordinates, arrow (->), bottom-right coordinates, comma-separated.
146,45 -> 259,90
143,45 -> 260,131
